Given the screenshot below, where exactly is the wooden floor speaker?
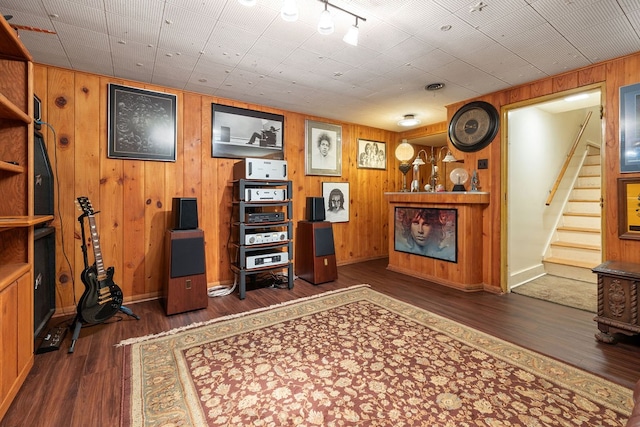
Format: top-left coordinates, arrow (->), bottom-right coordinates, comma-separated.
295,221 -> 337,284
164,229 -> 208,315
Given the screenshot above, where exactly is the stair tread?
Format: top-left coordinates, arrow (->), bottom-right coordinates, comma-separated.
544,257 -> 600,269
557,226 -> 600,233
563,212 -> 600,217
550,241 -> 601,251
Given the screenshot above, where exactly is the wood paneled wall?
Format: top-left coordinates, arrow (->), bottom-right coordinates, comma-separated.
33,65 -> 398,310
440,52 -> 640,293
34,49 -> 640,308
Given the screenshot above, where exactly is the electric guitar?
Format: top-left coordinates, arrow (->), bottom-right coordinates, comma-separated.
75,197 -> 123,324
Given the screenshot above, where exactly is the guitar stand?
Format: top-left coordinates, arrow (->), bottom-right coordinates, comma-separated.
68,209 -> 140,354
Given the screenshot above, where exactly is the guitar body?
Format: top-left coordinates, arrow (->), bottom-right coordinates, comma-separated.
78,264 -> 123,324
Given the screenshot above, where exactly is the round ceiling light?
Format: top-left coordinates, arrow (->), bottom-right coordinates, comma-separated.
398,114 -> 420,127
425,83 -> 445,91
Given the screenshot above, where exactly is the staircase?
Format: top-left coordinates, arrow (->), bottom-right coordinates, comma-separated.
543,146 -> 601,283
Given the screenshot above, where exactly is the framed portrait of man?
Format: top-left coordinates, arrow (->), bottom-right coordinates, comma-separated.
305,120 -> 342,176
322,182 -> 349,223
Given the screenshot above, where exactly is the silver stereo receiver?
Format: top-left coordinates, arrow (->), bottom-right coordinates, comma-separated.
245,188 -> 286,201
246,251 -> 289,269
233,158 -> 288,180
245,231 -> 288,245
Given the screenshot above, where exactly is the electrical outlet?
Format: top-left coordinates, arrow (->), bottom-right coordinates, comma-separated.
478,159 -> 488,169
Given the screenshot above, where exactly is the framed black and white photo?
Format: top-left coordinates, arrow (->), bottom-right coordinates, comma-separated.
322,182 -> 349,223
357,139 -> 387,170
620,82 -> 640,172
306,120 -> 342,176
108,84 -> 177,162
393,207 -> 457,263
211,103 -> 284,159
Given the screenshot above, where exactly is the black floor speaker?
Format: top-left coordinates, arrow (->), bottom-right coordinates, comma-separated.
164,229 -> 208,315
34,130 -> 54,218
34,226 -> 56,339
172,197 -> 198,230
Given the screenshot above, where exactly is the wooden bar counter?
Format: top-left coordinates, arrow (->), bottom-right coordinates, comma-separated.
384,191 -> 489,291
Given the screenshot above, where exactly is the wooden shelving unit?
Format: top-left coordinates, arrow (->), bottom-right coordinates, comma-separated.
0,15 -> 41,420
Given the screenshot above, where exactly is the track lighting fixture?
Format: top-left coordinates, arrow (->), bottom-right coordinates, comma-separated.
316,0 -> 366,44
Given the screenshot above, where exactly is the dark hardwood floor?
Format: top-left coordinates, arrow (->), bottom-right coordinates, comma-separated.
2,258 -> 639,427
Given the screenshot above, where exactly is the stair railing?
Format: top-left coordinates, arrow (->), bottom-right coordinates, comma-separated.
545,111 -> 592,206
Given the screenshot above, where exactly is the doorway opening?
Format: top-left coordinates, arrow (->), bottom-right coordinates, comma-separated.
502,84 -> 604,312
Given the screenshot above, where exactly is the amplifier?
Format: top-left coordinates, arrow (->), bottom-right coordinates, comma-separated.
245,231 -> 288,245
233,158 -> 288,180
245,188 -> 286,201
247,212 -> 285,223
246,250 -> 289,269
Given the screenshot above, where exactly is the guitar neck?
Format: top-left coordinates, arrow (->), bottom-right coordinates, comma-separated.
87,215 -> 107,281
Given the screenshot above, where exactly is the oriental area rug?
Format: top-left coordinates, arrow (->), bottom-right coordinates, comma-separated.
119,285 -> 632,426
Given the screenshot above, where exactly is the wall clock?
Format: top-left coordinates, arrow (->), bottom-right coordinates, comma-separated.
448,101 -> 499,152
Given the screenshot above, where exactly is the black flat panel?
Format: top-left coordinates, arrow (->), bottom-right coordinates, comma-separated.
34,130 -> 54,218
34,227 -> 56,339
314,226 -> 335,257
170,236 -> 205,278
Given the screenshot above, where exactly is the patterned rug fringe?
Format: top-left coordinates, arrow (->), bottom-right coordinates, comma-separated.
115,284 -> 370,347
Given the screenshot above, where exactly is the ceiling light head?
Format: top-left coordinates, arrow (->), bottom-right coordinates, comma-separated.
343,24 -> 359,46
238,0 -> 257,6
317,3 -> 334,35
398,114 -> 421,127
281,0 -> 299,22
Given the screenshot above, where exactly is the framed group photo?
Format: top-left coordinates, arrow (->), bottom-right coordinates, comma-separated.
620,82 -> 640,172
357,139 -> 387,169
107,84 -> 177,162
211,103 -> 284,159
305,120 -> 342,176
618,177 -> 640,240
393,207 -> 458,262
322,182 -> 349,223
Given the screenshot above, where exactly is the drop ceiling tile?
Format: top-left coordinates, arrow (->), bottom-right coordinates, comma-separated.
158,27 -> 209,56
0,0 -> 47,14
106,13 -> 160,45
42,0 -> 107,32
548,1 -> 625,35
54,22 -> 110,50
619,0 -> 640,12
165,0 -> 225,18
410,48 -> 457,73
383,0 -> 451,34
110,39 -> 156,63
1,10 -> 57,33
454,0 -> 530,28
154,50 -> 200,71
161,4 -> 217,39
114,66 -> 154,83
357,21 -> 412,53
480,7 -> 546,40
150,75 -> 189,90
105,0 -> 164,24
216,1 -> 275,36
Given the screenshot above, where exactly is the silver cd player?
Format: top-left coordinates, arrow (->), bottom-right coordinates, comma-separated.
245,231 -> 287,245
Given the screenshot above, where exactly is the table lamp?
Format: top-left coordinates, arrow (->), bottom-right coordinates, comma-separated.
395,139 -> 415,191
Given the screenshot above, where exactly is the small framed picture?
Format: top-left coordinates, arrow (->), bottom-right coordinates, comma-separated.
322,182 -> 349,223
211,103 -> 284,159
357,139 -> 387,170
107,84 -> 177,162
305,120 -> 342,176
618,177 -> 640,240
620,83 -> 640,172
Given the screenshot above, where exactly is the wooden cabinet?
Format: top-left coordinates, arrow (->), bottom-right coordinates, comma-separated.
0,16 -> 52,419
593,261 -> 640,344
